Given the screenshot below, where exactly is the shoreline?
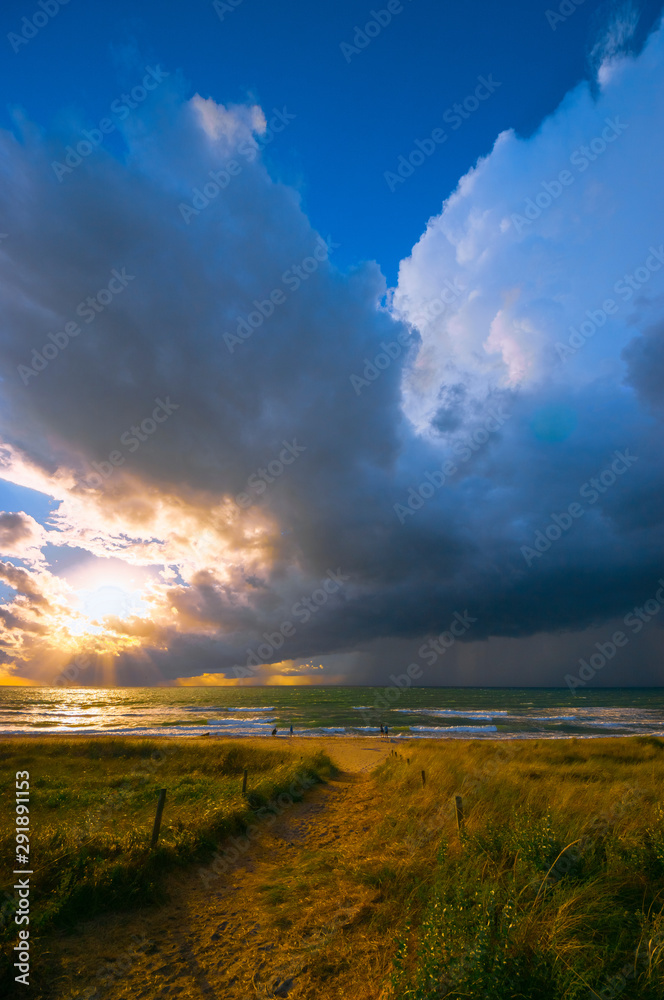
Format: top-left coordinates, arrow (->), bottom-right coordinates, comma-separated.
1,730 -> 663,742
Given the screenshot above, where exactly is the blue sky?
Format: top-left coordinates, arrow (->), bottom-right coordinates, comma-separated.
2,0 -> 662,282
1,0 -> 664,687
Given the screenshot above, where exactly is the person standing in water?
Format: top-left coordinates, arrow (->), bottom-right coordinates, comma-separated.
290,723 -> 293,736
379,724 -> 384,735
384,724 -> 389,738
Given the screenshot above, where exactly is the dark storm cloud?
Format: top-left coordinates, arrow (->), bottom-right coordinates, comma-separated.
623,320 -> 664,410
1,26 -> 664,684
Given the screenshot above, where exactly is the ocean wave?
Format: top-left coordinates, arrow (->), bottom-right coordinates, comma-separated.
410,725 -> 498,733
521,715 -> 578,722
395,709 -> 508,718
200,718 -> 277,727
185,705 -> 276,713
581,720 -> 641,728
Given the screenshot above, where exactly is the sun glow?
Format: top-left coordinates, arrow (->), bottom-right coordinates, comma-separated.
80,583 -> 144,621
57,559 -> 155,639
69,598 -> 145,637
63,574 -> 150,643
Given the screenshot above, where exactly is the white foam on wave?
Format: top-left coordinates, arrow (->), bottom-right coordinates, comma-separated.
395,709 -> 508,719
410,725 -> 498,734
204,717 -> 277,726
185,706 -> 276,713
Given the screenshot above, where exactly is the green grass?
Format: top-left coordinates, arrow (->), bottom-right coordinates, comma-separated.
0,736 -> 334,985
378,738 -> 664,999
4,735 -> 664,999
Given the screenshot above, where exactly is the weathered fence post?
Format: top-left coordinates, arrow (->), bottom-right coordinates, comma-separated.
242,769 -> 248,794
150,789 -> 167,849
455,795 -> 464,836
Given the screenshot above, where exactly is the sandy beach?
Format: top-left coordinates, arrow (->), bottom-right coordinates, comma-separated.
207,734 -> 395,773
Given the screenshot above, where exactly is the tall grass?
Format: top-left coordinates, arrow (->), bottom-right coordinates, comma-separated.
4,735 -> 664,1000
379,738 -> 664,999
0,737 -> 333,984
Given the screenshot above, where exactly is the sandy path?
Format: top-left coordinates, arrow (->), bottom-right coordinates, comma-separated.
50,738 -> 396,1000
234,735 -> 393,775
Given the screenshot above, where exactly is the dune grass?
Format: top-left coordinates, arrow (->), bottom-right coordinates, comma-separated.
169,736 -> 664,1000
0,736 -> 334,986
4,735 -> 664,999
371,737 -> 664,999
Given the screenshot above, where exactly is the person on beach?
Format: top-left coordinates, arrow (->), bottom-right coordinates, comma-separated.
271,727 -> 277,737
384,724 -> 389,738
290,724 -> 293,736
379,724 -> 384,735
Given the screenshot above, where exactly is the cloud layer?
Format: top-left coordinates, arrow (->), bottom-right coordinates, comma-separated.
0,23 -> 663,685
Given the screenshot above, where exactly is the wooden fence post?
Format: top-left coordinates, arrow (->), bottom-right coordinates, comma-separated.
242,769 -> 248,794
455,795 -> 464,836
150,789 -> 167,849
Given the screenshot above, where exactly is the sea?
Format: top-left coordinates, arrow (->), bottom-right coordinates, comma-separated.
2,687 -> 664,740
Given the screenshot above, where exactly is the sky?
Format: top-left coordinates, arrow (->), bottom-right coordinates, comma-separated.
0,0 -> 663,688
